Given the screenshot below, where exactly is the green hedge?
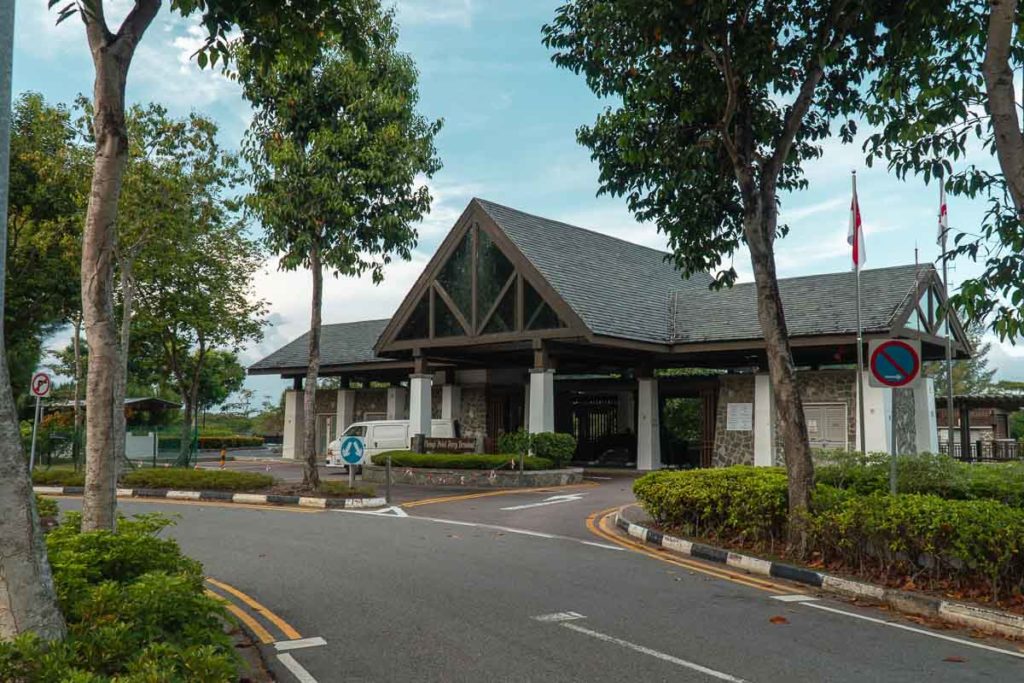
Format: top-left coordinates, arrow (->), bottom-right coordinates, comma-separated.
121,468 -> 274,492
815,450 -> 1024,507
35,495 -> 59,519
635,467 -> 1024,599
32,468 -> 85,487
0,513 -> 237,681
159,435 -> 264,450
371,451 -> 555,470
496,430 -> 577,467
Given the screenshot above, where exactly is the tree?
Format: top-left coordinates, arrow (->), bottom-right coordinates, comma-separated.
543,1 -> 894,550
924,322 -> 997,394
0,3 -> 66,641
49,0 -> 372,533
240,6 -> 442,490
133,199 -> 266,464
195,350 -> 246,419
6,93 -> 87,398
864,1 -> 1024,341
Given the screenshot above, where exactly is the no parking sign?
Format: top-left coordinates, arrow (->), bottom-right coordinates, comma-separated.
868,339 -> 922,389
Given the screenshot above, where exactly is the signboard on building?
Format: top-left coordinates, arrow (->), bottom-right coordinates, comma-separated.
424,437 -> 477,454
726,402 -> 753,431
868,339 -> 922,389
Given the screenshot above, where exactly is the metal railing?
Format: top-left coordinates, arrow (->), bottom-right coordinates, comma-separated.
939,440 -> 1022,462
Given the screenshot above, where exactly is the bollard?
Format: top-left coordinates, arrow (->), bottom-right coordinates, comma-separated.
386,454 -> 392,505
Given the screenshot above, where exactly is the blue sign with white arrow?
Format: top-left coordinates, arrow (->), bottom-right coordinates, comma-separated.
339,436 -> 366,465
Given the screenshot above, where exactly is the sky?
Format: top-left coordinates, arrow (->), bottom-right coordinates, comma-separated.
14,0 -> 1024,407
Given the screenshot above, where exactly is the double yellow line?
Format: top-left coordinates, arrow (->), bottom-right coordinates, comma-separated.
205,577 -> 302,644
586,506 -> 789,595
403,481 -> 599,509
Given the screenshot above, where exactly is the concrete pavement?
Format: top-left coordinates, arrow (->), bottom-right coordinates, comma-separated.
55,492 -> 1024,682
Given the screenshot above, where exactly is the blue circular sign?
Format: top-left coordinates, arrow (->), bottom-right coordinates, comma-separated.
339,436 -> 365,465
870,340 -> 920,388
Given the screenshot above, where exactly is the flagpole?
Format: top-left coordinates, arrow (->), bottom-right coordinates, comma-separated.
853,171 -> 867,454
940,180 -> 956,458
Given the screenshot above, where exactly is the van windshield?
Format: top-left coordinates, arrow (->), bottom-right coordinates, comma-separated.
343,425 -> 367,437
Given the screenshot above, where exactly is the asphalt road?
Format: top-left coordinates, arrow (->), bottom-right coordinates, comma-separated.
56,485 -> 1024,682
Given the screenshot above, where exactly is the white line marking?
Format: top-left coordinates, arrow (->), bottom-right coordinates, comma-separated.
772,594 -> 819,603
802,602 -> 1024,660
557,621 -> 749,682
580,540 -> 627,551
500,493 -> 586,511
335,506 -> 407,517
277,653 -> 318,682
274,636 -> 327,651
533,612 -> 586,622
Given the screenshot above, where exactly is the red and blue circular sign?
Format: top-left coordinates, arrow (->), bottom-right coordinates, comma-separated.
869,340 -> 921,388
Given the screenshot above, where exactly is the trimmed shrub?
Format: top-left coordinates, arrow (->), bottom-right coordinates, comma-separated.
496,430 -> 577,467
0,512 -> 237,682
32,468 -> 85,487
35,495 -> 59,519
121,468 -> 274,492
157,435 -> 264,451
371,451 -> 555,470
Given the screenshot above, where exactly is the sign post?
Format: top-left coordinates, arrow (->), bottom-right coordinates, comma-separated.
28,371 -> 52,471
868,339 -> 922,494
339,435 -> 366,487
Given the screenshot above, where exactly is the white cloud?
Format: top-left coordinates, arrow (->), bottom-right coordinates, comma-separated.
393,0 -> 474,28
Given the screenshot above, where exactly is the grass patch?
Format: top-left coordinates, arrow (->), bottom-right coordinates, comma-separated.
32,467 -> 85,487
371,451 -> 556,470
316,481 -> 376,497
121,468 -> 274,492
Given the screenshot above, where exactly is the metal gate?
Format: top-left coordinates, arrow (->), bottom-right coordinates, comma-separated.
556,393 -> 621,462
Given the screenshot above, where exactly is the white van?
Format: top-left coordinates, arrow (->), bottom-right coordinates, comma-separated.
325,419 -> 455,468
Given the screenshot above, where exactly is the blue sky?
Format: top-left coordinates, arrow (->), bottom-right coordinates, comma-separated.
16,0 -> 1023,406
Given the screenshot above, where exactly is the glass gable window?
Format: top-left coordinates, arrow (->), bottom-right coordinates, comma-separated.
524,280 -> 564,330
482,284 -> 516,334
437,233 -> 473,320
434,290 -> 465,337
476,230 -> 515,329
396,294 -> 429,340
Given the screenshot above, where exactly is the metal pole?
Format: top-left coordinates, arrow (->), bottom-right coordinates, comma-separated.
385,454 -> 392,505
29,395 -> 41,471
942,240 -> 955,456
853,172 -> 867,454
889,390 -> 897,495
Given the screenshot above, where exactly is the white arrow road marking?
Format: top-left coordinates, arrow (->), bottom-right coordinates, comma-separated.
500,493 -> 586,511
532,613 -> 749,682
771,594 -> 819,603
336,506 -> 407,517
277,653 -> 318,683
274,636 -> 327,651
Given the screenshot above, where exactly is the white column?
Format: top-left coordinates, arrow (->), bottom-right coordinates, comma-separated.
387,386 -> 408,420
336,388 -> 355,438
283,390 -> 304,460
753,373 -> 774,466
528,369 -> 555,434
856,370 -> 891,453
617,390 -> 635,433
637,377 -> 661,470
409,374 -> 432,438
914,377 -> 938,454
441,384 -> 462,422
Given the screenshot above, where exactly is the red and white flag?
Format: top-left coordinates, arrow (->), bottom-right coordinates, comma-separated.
847,174 -> 866,269
938,183 -> 949,250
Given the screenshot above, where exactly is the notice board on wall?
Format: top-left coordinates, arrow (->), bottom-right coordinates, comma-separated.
726,402 -> 753,431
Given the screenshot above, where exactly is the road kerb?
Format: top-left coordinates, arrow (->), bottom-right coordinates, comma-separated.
34,485 -> 386,511
612,508 -> 1024,640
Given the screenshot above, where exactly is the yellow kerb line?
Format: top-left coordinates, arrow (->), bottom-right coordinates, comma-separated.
402,481 -> 599,508
205,589 -> 274,644
586,506 -> 788,594
206,577 -> 302,640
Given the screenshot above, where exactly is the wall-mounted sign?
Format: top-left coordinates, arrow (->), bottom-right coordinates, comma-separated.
424,437 -> 477,454
726,402 -> 753,431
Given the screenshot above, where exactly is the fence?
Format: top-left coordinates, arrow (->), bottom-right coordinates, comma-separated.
939,440 -> 1022,462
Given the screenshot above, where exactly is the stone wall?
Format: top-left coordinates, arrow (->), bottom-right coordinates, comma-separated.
460,387 -> 487,441
712,375 -> 755,467
314,390 -> 336,415
354,389 -> 387,420
893,387 -> 917,455
362,464 -> 583,488
431,385 -> 442,419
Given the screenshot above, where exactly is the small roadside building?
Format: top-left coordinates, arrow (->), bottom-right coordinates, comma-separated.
250,199 -> 971,469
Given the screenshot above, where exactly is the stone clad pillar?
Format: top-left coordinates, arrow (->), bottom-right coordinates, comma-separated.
387,386 -> 408,420
409,374 -> 432,440
336,387 -> 355,439
283,390 -> 304,460
636,375 -> 661,470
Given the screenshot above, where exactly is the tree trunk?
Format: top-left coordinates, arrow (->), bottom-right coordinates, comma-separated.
81,53 -> 131,532
983,0 -> 1024,217
180,397 -> 193,464
744,198 -> 814,555
113,261 -> 134,476
302,243 -> 323,490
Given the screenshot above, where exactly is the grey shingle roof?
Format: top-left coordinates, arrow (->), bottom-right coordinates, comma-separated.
475,199 -> 711,343
249,319 -> 394,373
670,264 -> 931,343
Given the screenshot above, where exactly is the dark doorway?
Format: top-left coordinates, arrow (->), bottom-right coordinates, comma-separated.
485,388 -> 524,453
661,397 -> 702,468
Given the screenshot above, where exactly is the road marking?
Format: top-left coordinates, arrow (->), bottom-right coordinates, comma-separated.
277,653 -> 318,683
275,636 -> 327,651
206,589 -> 274,644
772,594 -> 819,603
533,612 -> 748,682
206,577 -> 302,641
802,601 -> 1024,660
401,481 -> 598,508
341,505 -> 408,517
500,493 -> 586,510
584,475 -> 613,480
